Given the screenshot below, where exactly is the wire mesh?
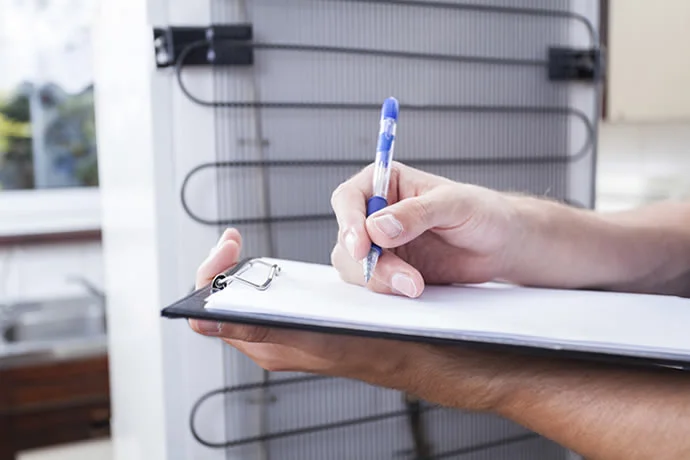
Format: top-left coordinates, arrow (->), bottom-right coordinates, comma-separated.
175,0 -> 601,458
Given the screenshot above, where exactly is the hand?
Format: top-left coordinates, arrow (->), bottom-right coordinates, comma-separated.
188,229 -> 690,460
330,162 -> 523,297
188,229 -> 511,412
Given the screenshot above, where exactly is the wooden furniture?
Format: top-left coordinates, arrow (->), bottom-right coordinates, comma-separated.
0,353 -> 110,460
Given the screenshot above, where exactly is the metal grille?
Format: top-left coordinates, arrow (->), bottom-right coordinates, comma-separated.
176,0 -> 600,458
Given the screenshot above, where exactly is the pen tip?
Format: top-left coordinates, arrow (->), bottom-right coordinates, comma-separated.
363,249 -> 379,285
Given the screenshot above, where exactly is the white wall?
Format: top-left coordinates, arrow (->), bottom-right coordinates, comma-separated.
596,121 -> 690,211
0,240 -> 103,304
606,0 -> 690,122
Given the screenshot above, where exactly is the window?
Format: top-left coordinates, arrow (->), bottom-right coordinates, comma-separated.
0,0 -> 100,236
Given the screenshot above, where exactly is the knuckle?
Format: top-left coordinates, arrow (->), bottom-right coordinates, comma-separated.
336,226 -> 348,244
389,163 -> 402,187
330,183 -> 345,208
195,268 -> 207,285
411,196 -> 433,226
361,163 -> 374,174
330,245 -> 340,267
330,245 -> 359,285
330,246 -> 347,279
450,187 -> 480,230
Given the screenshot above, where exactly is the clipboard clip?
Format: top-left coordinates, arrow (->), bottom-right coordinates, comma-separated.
211,258 -> 281,292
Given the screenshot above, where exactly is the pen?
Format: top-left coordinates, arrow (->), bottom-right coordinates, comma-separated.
364,97 -> 399,283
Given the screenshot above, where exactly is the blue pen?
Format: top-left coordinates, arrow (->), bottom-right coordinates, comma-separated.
364,97 -> 399,283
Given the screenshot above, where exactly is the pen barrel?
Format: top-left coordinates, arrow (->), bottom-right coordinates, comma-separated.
372,117 -> 397,199
372,157 -> 391,198
367,195 -> 388,217
367,195 -> 387,257
376,118 -> 397,155
366,195 -> 387,258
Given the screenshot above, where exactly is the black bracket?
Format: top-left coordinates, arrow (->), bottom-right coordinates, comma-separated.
548,46 -> 605,82
153,25 -> 254,68
404,395 -> 432,460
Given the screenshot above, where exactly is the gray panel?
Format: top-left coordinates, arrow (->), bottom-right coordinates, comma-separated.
186,0 -> 601,459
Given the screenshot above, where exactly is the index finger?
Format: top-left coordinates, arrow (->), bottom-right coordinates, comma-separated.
330,166 -> 373,261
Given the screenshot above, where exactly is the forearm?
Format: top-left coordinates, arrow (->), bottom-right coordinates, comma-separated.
411,347 -> 690,459
494,359 -> 690,460
508,197 -> 690,296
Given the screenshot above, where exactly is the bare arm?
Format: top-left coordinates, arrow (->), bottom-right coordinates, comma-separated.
508,198 -> 690,297
359,192 -> 690,458
493,199 -> 690,459
191,224 -> 690,460
492,356 -> 690,460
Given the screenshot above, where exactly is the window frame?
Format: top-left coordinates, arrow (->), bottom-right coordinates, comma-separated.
0,0 -> 101,242
0,186 -> 101,243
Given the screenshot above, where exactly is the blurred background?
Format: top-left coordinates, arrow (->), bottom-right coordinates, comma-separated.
0,0 -> 689,459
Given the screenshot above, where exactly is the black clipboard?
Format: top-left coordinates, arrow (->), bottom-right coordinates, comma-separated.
162,257 -> 690,373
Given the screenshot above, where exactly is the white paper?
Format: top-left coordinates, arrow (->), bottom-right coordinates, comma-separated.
205,258 -> 690,362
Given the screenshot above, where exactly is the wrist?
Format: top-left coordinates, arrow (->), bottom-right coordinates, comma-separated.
598,207 -> 690,296
500,195 -> 637,290
498,194 -> 564,284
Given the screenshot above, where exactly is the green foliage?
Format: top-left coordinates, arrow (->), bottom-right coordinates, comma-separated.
75,153 -> 99,186
0,92 -> 31,123
0,85 -> 99,189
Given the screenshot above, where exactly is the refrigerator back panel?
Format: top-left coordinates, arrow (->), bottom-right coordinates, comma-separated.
171,1 -> 601,458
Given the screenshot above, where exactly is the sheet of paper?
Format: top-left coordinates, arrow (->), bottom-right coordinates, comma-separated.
205,258 -> 690,359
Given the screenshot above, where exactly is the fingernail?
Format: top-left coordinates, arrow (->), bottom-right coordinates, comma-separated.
392,273 -> 417,298
345,231 -> 358,259
195,320 -> 223,336
216,230 -> 229,248
373,214 -> 403,239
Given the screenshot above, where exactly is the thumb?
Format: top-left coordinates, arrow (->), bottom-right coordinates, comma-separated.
365,185 -> 473,249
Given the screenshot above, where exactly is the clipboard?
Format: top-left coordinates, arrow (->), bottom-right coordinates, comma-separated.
161,257 -> 690,372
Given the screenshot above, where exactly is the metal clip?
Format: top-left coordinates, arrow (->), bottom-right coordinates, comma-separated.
211,259 -> 281,292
